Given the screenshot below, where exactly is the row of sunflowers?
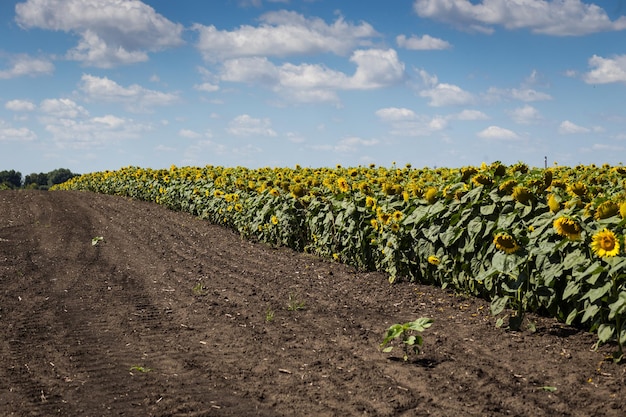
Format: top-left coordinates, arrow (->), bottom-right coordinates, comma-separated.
53,161 -> 626,358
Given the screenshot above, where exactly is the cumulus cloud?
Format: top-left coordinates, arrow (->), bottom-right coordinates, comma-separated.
194,10 -> 377,61
40,98 -> 89,118
43,114 -> 152,149
396,34 -> 451,50
559,120 -> 590,134
221,49 -> 405,103
509,105 -> 542,124
477,125 -> 519,140
0,54 -> 54,79
418,70 -> 473,107
376,107 -> 449,136
5,100 -> 36,112
334,136 -> 379,153
226,114 -> 277,137
584,54 -> 626,84
486,87 -> 552,102
79,74 -> 179,111
375,107 -> 417,122
413,0 -> 626,36
15,0 -> 183,68
194,82 -> 220,93
453,109 -> 489,120
0,120 -> 37,142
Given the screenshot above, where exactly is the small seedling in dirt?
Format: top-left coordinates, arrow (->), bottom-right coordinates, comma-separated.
287,293 -> 305,311
192,282 -> 207,296
91,236 -> 104,246
129,365 -> 152,373
265,307 -> 275,322
380,317 -> 433,361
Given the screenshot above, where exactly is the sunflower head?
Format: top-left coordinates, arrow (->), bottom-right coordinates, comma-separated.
620,202 -> 626,219
392,210 -> 403,222
337,177 -> 350,193
424,187 -> 438,204
591,228 -> 620,258
390,223 -> 400,233
472,174 -> 493,187
427,255 -> 440,266
594,201 -> 619,220
498,179 -> 518,194
547,193 -> 561,213
511,186 -> 533,205
553,216 -> 582,240
567,182 -> 588,198
493,233 -> 520,254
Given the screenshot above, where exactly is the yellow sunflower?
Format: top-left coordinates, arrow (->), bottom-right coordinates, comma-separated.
392,210 -> 403,222
271,215 -> 279,225
594,201 -> 619,220
337,177 -> 350,193
547,193 -> 561,213
427,255 -> 440,266
591,229 -> 620,258
511,186 -> 533,204
553,217 -> 582,240
493,233 -> 520,254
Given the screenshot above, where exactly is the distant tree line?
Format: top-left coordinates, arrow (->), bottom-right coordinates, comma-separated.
0,168 -> 79,190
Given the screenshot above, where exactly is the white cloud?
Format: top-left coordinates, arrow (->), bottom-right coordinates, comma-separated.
79,74 -> 179,111
226,114 -> 277,137
559,120 -> 590,134
413,0 -> 626,36
221,49 -> 405,103
194,82 -> 220,93
584,54 -> 626,84
334,136 -> 379,152
454,109 -> 489,120
5,100 -> 36,112
0,121 -> 37,142
16,0 -> 183,68
0,54 -> 54,79
349,49 -> 405,89
179,129 -> 203,139
509,105 -> 542,124
486,87 -> 552,102
396,34 -> 451,50
418,69 -> 473,107
376,109 -> 448,136
375,107 -> 417,122
40,98 -> 89,118
420,83 -> 473,107
477,125 -> 519,140
44,114 -> 152,149
194,10 -> 377,61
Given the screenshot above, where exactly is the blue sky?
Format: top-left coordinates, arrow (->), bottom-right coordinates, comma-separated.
1,0 -> 626,175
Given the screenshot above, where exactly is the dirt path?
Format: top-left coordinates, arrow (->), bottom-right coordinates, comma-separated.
0,190 -> 624,416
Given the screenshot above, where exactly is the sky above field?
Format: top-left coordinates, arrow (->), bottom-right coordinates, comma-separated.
1,0 -> 626,175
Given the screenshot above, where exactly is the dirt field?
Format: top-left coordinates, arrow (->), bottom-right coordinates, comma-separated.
1,190 -> 624,416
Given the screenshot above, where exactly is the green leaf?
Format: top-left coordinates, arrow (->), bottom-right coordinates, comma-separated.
405,335 -> 417,346
562,281 -> 581,300
565,309 -> 578,325
490,295 -> 508,316
406,317 -> 434,332
382,346 -> 393,353
597,323 -> 615,343
608,292 -> 626,320
541,386 -> 557,392
586,282 -> 612,303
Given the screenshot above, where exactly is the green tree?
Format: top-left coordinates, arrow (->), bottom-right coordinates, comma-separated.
0,170 -> 22,189
47,168 -> 78,187
24,172 -> 50,189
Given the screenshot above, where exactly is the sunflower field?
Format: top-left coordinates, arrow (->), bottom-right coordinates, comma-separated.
53,162 -> 626,357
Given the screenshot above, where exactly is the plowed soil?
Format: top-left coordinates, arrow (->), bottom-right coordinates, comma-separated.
1,190 -> 625,416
